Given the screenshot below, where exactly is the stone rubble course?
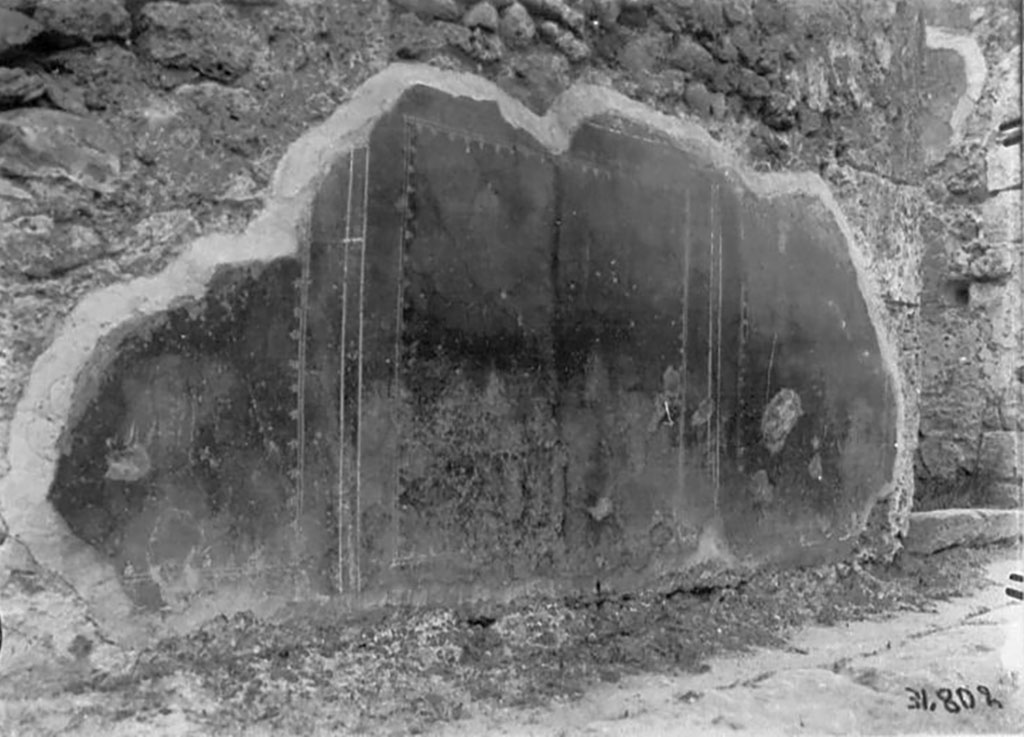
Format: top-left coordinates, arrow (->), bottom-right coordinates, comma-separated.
387,0 -> 955,185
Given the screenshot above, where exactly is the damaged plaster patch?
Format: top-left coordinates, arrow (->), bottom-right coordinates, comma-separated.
924,26 -> 987,147
761,388 -> 804,456
0,63 -> 909,644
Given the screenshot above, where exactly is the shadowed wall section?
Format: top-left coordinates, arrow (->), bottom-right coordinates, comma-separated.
44,82 -> 897,615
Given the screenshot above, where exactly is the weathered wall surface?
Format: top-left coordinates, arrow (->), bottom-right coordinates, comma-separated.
916,21 -> 1022,511
0,0 -> 1018,671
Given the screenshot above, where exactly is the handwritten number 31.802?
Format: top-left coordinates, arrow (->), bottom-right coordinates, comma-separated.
906,686 -> 1003,712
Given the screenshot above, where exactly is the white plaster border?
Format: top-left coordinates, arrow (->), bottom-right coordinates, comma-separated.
924,26 -> 988,148
0,63 -> 909,643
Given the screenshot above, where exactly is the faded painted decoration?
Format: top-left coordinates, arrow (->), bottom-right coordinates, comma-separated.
48,84 -> 897,613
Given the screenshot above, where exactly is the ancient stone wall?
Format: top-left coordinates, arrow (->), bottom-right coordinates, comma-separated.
0,0 -> 1019,667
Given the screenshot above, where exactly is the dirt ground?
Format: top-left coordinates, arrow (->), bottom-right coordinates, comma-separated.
0,543 -> 1021,737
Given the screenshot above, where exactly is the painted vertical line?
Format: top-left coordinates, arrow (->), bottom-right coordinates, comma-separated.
765,332 -> 777,405
715,183 -> 724,498
392,119 -> 411,566
706,186 -> 714,496
336,152 -> 354,594
549,151 -> 566,549
735,204 -> 747,469
710,183 -> 718,496
295,222 -> 311,546
354,144 -> 370,593
678,189 -> 691,493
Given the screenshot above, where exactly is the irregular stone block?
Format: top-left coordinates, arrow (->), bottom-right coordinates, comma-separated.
968,244 -> 1014,282
41,77 -> 87,115
535,19 -> 588,61
463,1 -> 499,30
520,0 -> 584,32
0,215 -> 108,278
683,80 -> 714,117
0,66 -> 46,108
583,0 -> 621,27
919,387 -> 985,435
969,281 -> 1010,314
904,509 -> 1023,554
393,0 -> 461,22
991,46 -> 1021,135
498,48 -> 569,112
34,0 -> 130,46
737,67 -> 771,100
499,2 -> 536,48
982,188 -> 1023,245
122,208 -> 200,266
0,0 -> 38,12
669,38 -> 717,79
137,1 -> 261,83
979,430 -> 1021,480
617,32 -> 669,75
987,481 -> 1023,509
917,435 -> 969,478
453,26 -> 505,64
0,8 -> 42,58
987,143 -> 1022,193
390,12 -> 468,60
0,108 -> 122,192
